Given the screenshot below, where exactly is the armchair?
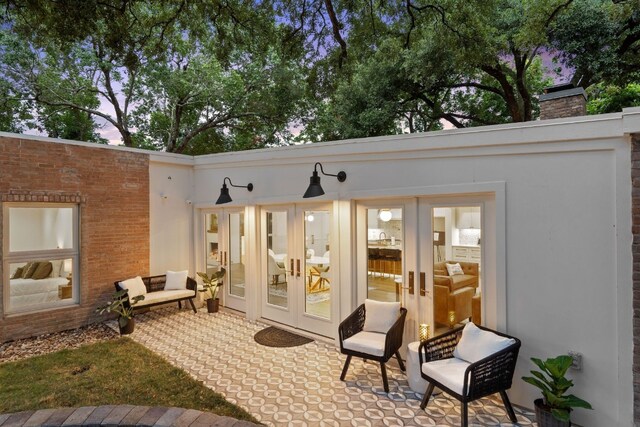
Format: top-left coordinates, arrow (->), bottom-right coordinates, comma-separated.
339,300 -> 407,392
267,254 -> 287,288
434,261 -> 479,327
418,323 -> 521,427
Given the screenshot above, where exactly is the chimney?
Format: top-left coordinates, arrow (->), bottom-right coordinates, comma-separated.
539,83 -> 587,120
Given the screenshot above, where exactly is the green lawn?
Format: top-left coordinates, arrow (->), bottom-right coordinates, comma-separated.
0,338 -> 257,423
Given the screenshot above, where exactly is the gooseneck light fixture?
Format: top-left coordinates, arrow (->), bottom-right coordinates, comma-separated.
303,162 -> 347,198
215,177 -> 253,205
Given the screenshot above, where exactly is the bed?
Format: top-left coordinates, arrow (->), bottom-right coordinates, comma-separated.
9,277 -> 69,309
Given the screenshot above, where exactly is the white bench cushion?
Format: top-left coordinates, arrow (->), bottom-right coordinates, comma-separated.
135,289 -> 193,306
421,357 -> 470,396
343,331 -> 386,357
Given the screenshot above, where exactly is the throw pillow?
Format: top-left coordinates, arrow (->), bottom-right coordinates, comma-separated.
363,299 -> 401,333
165,270 -> 189,290
120,276 -> 147,299
22,261 -> 39,279
32,262 -> 53,280
446,263 -> 464,276
453,322 -> 516,363
11,267 -> 24,279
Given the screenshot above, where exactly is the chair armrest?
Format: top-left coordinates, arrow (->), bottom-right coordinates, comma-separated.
418,325 -> 464,366
339,304 -> 365,343
463,339 -> 521,399
384,307 -> 408,358
434,275 -> 453,290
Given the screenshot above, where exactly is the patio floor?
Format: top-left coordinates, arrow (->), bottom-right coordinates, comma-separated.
124,307 -> 537,426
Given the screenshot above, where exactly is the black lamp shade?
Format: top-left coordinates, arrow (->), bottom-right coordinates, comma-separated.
216,184 -> 232,204
303,171 -> 325,198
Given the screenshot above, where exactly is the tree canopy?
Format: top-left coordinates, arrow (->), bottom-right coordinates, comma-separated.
0,0 -> 638,152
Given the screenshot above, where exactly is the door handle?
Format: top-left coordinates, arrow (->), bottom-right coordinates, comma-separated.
409,271 -> 415,294
420,272 -> 426,296
290,258 -> 294,275
223,251 -> 227,266
296,259 -> 301,278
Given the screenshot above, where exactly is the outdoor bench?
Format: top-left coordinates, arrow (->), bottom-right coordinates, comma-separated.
114,274 -> 198,313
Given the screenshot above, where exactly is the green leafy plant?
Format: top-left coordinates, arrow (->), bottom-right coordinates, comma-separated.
522,355 -> 593,422
96,289 -> 144,328
197,268 -> 226,300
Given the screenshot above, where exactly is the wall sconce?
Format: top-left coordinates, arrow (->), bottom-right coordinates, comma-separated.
303,162 -> 346,198
216,177 -> 253,205
419,323 -> 430,342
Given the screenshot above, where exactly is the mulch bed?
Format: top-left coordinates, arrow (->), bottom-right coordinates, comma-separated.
0,323 -> 118,364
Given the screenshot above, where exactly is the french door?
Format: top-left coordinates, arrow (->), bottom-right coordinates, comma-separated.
357,197 -> 490,343
260,203 -> 337,337
204,208 -> 247,312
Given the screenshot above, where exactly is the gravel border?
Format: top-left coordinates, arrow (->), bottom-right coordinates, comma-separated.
0,323 -> 118,364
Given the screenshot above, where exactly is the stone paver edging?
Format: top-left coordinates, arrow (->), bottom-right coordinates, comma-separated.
0,405 -> 259,426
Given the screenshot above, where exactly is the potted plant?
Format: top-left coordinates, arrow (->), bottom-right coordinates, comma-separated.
522,355 -> 592,426
197,268 -> 226,313
96,289 -> 144,335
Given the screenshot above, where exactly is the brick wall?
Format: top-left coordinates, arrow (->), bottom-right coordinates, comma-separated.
633,133 -> 640,424
539,95 -> 587,120
0,136 -> 149,342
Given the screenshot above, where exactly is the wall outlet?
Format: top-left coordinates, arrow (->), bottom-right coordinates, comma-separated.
568,351 -> 583,371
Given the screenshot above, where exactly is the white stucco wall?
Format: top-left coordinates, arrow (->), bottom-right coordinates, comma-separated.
148,156 -> 195,276
182,110 -> 639,426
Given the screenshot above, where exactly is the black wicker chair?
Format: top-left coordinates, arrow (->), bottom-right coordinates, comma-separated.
418,324 -> 521,427
338,303 -> 408,392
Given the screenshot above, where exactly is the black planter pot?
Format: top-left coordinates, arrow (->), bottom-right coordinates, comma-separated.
534,398 -> 571,427
118,317 -> 135,335
206,298 -> 220,313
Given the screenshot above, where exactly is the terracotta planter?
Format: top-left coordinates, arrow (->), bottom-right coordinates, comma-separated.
534,398 -> 571,427
118,317 -> 135,335
206,298 -> 220,313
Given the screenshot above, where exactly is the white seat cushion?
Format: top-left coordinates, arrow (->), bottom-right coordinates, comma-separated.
165,270 -> 189,290
422,357 -> 471,395
120,276 -> 147,299
363,299 -> 401,333
343,331 -> 386,357
136,289 -> 193,306
453,322 -> 516,363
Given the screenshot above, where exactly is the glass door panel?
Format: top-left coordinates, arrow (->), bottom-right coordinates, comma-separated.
304,210 -> 331,319
266,210 -> 289,308
366,208 -> 403,302
206,213 -> 220,276
228,212 -> 245,298
432,205 -> 482,337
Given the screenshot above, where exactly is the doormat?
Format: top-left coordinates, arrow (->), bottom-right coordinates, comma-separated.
254,326 -> 313,347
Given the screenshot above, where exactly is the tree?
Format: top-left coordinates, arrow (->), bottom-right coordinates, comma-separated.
297,0 -> 561,141
1,0 -> 306,152
550,0 -> 640,89
587,83 -> 640,114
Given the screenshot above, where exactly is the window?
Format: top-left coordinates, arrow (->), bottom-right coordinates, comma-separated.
3,203 -> 80,314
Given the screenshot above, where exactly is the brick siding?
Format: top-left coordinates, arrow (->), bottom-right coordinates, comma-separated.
0,136 -> 149,342
633,133 -> 640,424
539,95 -> 586,121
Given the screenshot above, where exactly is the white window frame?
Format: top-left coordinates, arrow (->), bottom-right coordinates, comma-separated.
2,202 -> 80,314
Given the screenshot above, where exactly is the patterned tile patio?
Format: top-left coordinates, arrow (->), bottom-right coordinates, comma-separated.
124,307 -> 537,426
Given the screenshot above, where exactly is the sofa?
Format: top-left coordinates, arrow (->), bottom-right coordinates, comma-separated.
433,261 -> 479,327
114,274 -> 198,313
